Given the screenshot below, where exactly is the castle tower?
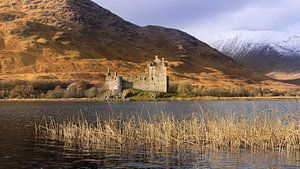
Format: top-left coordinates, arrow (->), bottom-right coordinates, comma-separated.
104,68 -> 123,94
104,56 -> 169,94
146,55 -> 168,92
114,76 -> 123,93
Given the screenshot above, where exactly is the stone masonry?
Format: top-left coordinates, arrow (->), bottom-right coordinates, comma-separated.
105,55 -> 169,93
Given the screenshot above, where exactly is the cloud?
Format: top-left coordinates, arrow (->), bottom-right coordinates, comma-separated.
95,0 -> 252,27
185,0 -> 300,38
94,0 -> 300,39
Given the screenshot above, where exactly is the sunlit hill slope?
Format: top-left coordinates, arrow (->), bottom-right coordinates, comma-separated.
0,0 -> 296,90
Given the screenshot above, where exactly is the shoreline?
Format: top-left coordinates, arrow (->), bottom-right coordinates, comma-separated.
0,96 -> 299,102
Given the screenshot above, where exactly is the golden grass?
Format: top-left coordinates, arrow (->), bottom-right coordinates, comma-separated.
36,113 -> 300,152
1,96 -> 299,103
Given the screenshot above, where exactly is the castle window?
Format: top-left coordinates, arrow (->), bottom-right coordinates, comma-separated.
152,77 -> 153,81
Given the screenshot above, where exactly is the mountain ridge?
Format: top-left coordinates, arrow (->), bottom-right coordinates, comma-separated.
0,0 -> 296,89
206,30 -> 300,81
206,30 -> 300,58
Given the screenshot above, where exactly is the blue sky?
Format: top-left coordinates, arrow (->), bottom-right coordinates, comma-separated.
95,0 -> 300,39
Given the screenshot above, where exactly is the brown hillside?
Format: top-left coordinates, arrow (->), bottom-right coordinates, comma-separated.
0,0 -> 296,89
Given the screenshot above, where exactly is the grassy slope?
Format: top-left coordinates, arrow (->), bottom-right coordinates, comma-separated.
0,0 -> 298,90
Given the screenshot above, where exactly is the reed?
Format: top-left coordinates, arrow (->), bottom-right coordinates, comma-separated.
36,112 -> 300,152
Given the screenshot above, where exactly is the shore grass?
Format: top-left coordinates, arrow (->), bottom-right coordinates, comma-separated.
1,96 -> 300,102
36,112 -> 300,152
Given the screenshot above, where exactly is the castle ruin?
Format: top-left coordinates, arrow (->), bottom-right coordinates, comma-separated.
105,56 -> 169,93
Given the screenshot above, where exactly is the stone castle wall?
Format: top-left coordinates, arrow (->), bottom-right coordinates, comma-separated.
105,73 -> 123,94
105,56 -> 169,93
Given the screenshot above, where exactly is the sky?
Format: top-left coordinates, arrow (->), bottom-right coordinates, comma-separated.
95,0 -> 300,39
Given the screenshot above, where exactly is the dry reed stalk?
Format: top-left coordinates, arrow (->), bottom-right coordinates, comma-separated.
36,113 -> 300,152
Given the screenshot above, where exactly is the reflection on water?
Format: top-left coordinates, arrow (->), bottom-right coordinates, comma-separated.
25,139 -> 300,169
0,100 -> 300,168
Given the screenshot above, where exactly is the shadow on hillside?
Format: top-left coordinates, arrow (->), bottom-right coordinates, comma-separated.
278,78 -> 300,85
1,20 -> 273,85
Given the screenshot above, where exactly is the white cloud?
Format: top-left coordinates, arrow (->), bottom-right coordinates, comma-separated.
94,0 -> 300,39
184,0 -> 300,39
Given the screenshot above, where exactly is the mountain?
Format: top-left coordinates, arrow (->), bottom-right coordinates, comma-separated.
0,0 -> 294,89
206,30 -> 300,81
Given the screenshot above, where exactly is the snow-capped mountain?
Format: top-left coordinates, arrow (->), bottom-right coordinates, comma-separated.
205,30 -> 300,78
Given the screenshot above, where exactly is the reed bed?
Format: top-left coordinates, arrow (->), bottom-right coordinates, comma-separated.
35,113 -> 300,152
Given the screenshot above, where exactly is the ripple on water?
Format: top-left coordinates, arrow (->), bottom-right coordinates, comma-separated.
0,100 -> 300,168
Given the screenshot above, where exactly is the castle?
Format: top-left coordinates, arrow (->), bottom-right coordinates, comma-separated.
105,56 -> 169,93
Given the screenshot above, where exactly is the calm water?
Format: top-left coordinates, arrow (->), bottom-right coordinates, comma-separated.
0,100 -> 300,169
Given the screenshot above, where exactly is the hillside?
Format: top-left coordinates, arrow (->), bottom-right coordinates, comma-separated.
206,30 -> 300,82
0,0 -> 296,90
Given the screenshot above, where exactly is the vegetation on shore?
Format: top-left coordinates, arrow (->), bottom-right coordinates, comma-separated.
1,96 -> 300,103
0,81 -> 299,100
36,112 -> 300,152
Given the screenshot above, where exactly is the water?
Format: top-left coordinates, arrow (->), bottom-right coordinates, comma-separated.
0,100 -> 300,169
